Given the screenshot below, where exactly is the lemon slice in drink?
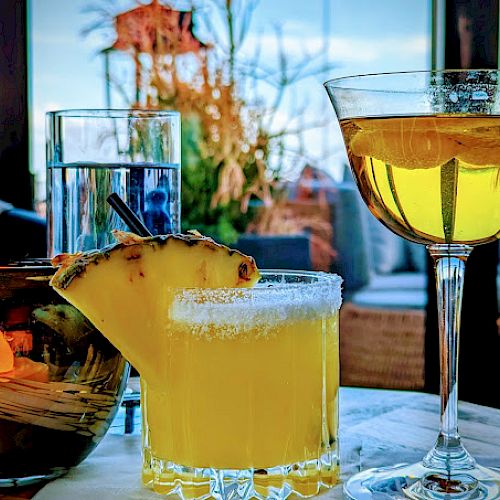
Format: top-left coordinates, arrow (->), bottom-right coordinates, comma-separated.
50,231 -> 260,384
350,127 -> 458,169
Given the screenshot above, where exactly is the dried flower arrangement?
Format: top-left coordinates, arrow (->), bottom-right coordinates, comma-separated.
246,165 -> 337,271
88,0 -> 335,258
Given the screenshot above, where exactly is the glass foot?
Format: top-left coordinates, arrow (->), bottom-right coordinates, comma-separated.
344,462 -> 500,499
142,450 -> 339,499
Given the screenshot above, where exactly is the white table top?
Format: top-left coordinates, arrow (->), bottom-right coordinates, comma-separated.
33,387 -> 500,499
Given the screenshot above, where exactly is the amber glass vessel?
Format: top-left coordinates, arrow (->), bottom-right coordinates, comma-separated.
0,261 -> 128,486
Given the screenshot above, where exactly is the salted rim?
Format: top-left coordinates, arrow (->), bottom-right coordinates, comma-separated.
173,270 -> 343,311
171,271 -> 342,329
179,270 -> 341,291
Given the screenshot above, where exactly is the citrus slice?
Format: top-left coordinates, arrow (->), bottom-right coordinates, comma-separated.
351,116 -> 500,168
350,128 -> 458,169
50,231 -> 260,384
456,146 -> 500,167
353,117 -> 444,131
454,135 -> 500,166
353,116 -> 500,132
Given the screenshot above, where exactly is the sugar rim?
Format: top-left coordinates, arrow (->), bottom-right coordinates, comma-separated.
172,270 -> 343,310
177,270 -> 341,292
170,271 -> 342,330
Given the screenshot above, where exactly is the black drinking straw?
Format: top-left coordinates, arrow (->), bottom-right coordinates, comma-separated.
106,193 -> 152,237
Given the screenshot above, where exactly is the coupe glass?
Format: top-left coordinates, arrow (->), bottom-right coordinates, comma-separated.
325,70 -> 500,499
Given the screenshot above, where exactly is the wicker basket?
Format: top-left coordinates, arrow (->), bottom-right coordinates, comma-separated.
340,303 -> 425,390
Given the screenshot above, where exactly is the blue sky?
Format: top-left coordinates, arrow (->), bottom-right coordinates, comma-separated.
30,0 -> 431,201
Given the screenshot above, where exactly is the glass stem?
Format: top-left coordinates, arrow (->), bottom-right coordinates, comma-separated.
423,244 -> 475,471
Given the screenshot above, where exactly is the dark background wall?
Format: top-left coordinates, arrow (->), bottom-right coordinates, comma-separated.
0,0 -> 32,209
425,0 -> 500,408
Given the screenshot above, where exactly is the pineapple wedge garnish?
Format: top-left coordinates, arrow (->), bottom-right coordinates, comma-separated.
50,231 -> 260,384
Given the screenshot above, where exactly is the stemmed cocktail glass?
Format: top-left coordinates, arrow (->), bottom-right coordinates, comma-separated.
325,70 -> 500,499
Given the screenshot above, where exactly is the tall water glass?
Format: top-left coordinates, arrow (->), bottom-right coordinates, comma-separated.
46,109 -> 180,256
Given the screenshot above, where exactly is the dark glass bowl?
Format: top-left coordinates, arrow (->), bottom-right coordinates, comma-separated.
0,261 -> 128,486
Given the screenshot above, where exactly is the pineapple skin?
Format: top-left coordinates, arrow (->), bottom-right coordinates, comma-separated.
51,230 -> 259,290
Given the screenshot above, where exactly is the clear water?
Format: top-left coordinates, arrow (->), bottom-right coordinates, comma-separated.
47,162 -> 180,255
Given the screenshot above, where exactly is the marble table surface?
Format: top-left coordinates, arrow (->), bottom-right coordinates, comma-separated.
33,387 -> 500,499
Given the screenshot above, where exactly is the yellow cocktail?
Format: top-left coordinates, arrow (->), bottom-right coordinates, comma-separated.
341,115 -> 500,245
325,69 -> 500,499
142,271 -> 341,498
49,233 -> 342,499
